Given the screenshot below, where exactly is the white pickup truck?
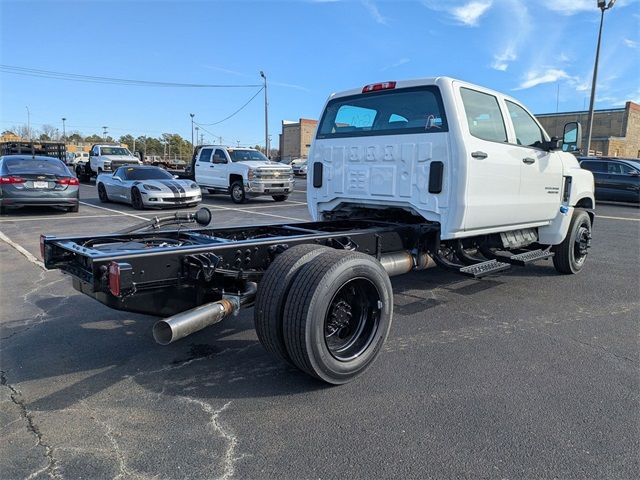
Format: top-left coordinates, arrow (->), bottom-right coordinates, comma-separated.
191,145 -> 294,203
75,144 -> 142,182
42,77 -> 595,384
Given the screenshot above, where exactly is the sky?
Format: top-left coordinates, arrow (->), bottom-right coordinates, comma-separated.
1,0 -> 639,147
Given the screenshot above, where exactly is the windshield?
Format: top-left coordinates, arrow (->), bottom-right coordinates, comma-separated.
100,147 -> 132,156
122,167 -> 173,180
228,149 -> 269,162
4,158 -> 70,175
317,86 -> 448,139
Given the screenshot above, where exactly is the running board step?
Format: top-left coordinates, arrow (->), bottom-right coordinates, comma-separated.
504,249 -> 554,266
459,259 -> 511,278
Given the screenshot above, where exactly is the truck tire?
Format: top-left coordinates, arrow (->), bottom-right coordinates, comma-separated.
283,249 -> 393,384
230,181 -> 246,204
131,187 -> 145,210
254,244 -> 330,364
97,183 -> 109,203
272,195 -> 288,202
552,209 -> 592,274
76,165 -> 90,183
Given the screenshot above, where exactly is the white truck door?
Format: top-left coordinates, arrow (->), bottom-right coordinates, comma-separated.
504,100 -> 563,223
457,86 -> 523,230
211,149 -> 229,188
195,147 -> 214,186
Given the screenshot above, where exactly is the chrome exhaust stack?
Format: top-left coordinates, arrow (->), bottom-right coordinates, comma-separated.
153,282 -> 257,345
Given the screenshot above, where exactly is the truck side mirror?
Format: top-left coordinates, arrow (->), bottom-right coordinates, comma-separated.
562,122 -> 582,152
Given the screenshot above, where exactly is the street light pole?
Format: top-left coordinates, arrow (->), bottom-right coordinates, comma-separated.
62,117 -> 66,141
102,126 -> 108,140
190,113 -> 195,154
195,126 -> 199,147
584,0 -> 616,156
25,106 -> 30,142
260,71 -> 269,156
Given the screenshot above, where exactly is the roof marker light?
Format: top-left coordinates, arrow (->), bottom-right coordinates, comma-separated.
362,81 -> 396,93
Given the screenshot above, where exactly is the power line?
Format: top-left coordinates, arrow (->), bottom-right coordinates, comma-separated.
0,65 -> 262,88
197,87 -> 264,126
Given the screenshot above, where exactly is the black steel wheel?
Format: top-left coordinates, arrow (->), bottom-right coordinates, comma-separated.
552,209 -> 592,274
272,195 -> 288,202
131,187 -> 145,210
97,183 -> 109,203
254,244 -> 330,363
283,249 -> 393,384
230,181 -> 246,204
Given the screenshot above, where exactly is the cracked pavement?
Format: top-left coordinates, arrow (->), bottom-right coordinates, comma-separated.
1,185 -> 639,479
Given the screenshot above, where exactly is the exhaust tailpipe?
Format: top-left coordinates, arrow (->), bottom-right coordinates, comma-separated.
153,283 -> 256,345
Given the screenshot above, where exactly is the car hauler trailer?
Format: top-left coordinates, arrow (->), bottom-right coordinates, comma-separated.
41,77 -> 595,384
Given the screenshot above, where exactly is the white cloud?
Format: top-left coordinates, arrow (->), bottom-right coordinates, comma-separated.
515,69 -> 571,90
361,0 -> 387,25
492,47 -> 517,71
624,38 -> 638,48
489,0 -> 530,72
381,58 -> 410,71
450,1 -> 493,26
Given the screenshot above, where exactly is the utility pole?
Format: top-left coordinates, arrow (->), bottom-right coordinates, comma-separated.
260,71 -> 269,155
195,126 -> 199,146
584,0 -> 617,156
62,117 -> 67,141
190,113 -> 195,153
25,106 -> 31,142
200,132 -> 204,145
102,126 -> 108,140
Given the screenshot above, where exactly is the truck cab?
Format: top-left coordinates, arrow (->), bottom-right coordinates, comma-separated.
193,145 -> 294,203
309,77 -> 594,245
88,144 -> 141,174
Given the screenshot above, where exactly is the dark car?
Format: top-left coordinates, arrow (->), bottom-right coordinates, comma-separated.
0,155 -> 80,213
579,157 -> 640,204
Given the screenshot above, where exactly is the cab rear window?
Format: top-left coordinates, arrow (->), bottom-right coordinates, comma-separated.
317,86 -> 448,139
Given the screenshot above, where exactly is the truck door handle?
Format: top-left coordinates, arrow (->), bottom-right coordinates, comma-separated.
471,151 -> 488,159
209,165 -> 215,168
522,157 -> 536,165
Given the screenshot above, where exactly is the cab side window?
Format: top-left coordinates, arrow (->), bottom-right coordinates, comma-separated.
213,149 -> 227,164
199,148 -> 213,163
460,88 -> 507,143
506,101 -> 545,148
91,146 -> 99,156
608,162 -> 635,175
581,161 -> 606,173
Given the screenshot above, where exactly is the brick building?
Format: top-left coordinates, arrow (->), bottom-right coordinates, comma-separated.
279,118 -> 318,162
536,101 -> 640,157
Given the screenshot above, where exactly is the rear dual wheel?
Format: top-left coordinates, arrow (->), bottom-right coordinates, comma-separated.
254,247 -> 393,384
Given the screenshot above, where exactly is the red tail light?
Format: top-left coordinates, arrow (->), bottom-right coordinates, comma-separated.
0,176 -> 25,184
56,177 -> 80,186
108,261 -> 121,297
362,81 -> 396,93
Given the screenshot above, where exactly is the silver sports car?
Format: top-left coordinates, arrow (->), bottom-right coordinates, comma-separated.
97,165 -> 202,209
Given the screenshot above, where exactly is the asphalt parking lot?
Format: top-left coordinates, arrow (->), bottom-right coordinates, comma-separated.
1,180 -> 638,479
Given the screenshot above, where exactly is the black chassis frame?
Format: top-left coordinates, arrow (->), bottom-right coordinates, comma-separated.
43,219 -> 438,317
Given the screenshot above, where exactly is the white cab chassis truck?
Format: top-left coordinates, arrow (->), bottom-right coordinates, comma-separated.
75,144 -> 142,182
42,77 -> 594,385
191,145 -> 294,203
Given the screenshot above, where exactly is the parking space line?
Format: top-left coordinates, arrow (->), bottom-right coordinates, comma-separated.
79,201 -> 147,220
0,214 -> 123,223
597,215 -> 640,222
0,230 -> 46,270
212,205 -> 307,222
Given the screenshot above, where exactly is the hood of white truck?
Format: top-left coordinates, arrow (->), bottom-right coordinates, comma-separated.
101,155 -> 140,162
242,161 -> 291,170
